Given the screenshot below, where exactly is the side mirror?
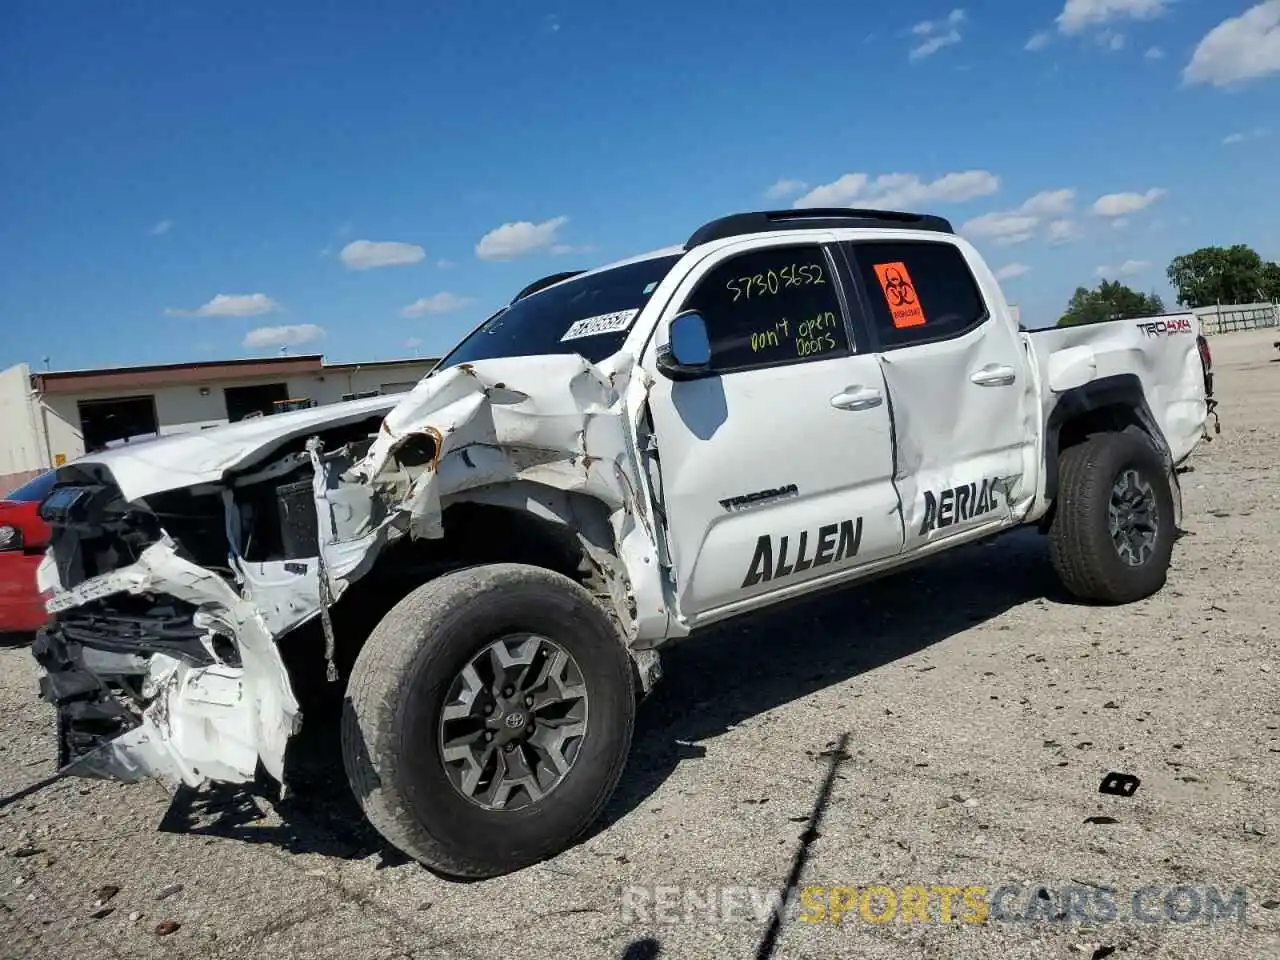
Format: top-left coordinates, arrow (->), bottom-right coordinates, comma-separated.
656,311 -> 712,381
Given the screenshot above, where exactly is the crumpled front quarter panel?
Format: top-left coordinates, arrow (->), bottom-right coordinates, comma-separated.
354,354 -> 665,639
362,356 -> 634,516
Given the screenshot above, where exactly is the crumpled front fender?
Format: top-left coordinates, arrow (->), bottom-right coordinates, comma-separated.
345,354 -> 668,643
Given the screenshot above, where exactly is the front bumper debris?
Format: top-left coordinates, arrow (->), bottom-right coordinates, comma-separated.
34,538 -> 299,787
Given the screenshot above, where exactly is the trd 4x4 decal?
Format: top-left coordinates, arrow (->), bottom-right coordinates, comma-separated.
1137,317 -> 1192,337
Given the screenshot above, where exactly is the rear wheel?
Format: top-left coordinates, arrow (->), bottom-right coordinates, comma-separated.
1049,431 -> 1176,604
341,562 -> 635,878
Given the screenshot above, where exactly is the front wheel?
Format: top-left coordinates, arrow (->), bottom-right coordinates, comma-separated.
1048,431 -> 1177,604
341,563 -> 635,878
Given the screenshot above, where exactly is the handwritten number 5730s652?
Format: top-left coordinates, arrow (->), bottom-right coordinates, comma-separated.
725,263 -> 825,302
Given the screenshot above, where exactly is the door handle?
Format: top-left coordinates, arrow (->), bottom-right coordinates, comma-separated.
970,363 -> 1017,387
830,385 -> 883,411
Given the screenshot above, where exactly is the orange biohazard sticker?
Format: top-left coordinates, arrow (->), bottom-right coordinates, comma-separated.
872,262 -> 927,328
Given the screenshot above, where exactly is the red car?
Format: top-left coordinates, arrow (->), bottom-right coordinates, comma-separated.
0,471 -> 55,637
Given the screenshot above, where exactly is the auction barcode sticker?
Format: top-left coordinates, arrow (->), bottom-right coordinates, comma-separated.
560,309 -> 640,342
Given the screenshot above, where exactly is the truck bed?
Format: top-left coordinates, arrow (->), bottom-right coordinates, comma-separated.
1026,312 -> 1208,467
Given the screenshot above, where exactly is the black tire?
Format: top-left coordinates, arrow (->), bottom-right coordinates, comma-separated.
1048,431 -> 1176,604
341,562 -> 635,878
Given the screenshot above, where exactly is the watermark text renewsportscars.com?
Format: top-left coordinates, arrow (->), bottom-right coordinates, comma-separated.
620,883 -> 1252,926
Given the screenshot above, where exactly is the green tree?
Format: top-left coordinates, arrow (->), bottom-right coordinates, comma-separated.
1057,280 -> 1166,328
1264,261 -> 1280,301
1166,244 -> 1280,307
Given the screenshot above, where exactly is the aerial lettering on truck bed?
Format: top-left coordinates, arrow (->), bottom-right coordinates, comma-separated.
872,262 -> 927,329
1137,317 -> 1193,337
741,517 -> 864,588
919,477 -> 1002,535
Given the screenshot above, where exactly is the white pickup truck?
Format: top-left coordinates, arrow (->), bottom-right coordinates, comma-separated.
31,208 -> 1213,878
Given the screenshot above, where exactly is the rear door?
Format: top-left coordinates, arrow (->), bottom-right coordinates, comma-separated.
642,237 -> 904,623
837,237 -> 1037,548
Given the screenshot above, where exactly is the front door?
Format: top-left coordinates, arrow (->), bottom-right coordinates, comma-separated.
642,237 -> 904,623
837,238 -> 1037,548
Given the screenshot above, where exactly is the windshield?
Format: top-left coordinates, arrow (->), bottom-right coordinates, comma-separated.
439,254 -> 683,368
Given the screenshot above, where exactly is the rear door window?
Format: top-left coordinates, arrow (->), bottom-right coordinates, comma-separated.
842,241 -> 988,349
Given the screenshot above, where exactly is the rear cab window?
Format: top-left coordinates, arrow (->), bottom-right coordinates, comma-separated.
840,240 -> 989,349
681,243 -> 853,373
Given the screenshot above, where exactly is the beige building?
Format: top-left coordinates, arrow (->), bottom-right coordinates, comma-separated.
0,353 -> 438,495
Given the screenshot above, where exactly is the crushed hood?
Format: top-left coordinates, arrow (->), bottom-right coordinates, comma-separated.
59,394 -> 401,501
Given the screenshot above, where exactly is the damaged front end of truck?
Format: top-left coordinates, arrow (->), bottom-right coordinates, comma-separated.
31,354 -> 666,789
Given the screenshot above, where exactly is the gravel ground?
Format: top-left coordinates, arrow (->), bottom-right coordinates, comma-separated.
1,328 -> 1277,960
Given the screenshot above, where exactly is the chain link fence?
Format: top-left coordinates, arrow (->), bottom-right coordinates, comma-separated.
1193,302 -> 1279,336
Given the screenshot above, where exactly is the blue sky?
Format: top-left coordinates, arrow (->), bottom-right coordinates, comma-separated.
2,0 -> 1278,370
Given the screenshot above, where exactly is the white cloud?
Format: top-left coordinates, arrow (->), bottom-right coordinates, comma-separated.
164,293 -> 281,318
339,239 -> 426,270
764,178 -> 810,201
961,187 -> 1078,245
1026,31 -> 1052,51
1112,217 -> 1131,230
242,324 -> 325,348
149,219 -> 172,236
1098,29 -> 1126,51
550,242 -> 595,256
1047,219 -> 1084,244
912,8 -> 965,35
1096,259 -> 1151,278
961,212 -> 1040,244
475,216 -> 570,261
400,292 -> 475,318
436,258 -> 456,269
1223,126 -> 1269,144
1019,188 -> 1076,217
911,31 -> 963,59
1145,45 -> 1165,60
910,8 -> 966,60
1185,1 -> 1280,87
995,263 -> 1032,280
1091,188 -> 1166,217
1057,0 -> 1168,35
794,170 -> 998,209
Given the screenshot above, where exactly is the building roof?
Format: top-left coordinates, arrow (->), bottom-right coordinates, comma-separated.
323,357 -> 441,371
30,354 -> 439,395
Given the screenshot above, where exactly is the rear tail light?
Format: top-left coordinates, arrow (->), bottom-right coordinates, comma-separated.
0,524 -> 21,551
